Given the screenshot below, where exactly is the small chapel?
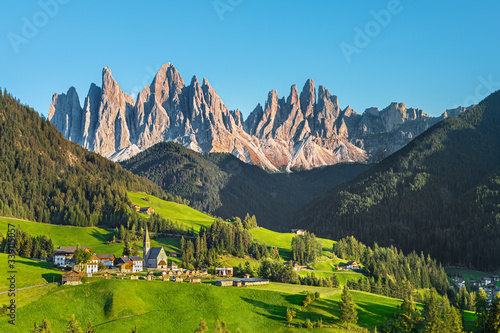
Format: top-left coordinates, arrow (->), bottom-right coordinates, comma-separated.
143,225 -> 168,269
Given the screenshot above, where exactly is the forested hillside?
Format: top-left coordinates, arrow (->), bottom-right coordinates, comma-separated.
0,90 -> 165,227
120,142 -> 371,230
294,90 -> 500,271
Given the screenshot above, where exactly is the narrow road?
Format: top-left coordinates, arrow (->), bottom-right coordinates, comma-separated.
0,282 -> 57,294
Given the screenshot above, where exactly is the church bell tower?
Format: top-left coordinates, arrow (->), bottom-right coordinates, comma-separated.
143,224 -> 150,262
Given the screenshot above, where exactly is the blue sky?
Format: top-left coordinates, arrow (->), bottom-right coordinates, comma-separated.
1,1 -> 499,119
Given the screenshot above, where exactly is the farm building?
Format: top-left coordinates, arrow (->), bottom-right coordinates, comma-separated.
129,205 -> 140,211
116,256 -> 143,273
216,262 -> 233,277
168,262 -> 179,271
140,207 -> 155,215
130,275 -> 138,280
216,278 -> 269,287
61,270 -> 82,285
344,261 -> 360,270
174,277 -> 183,283
217,280 -> 234,287
241,278 -> 269,286
95,254 -> 115,267
189,277 -> 202,284
290,229 -> 306,236
147,272 -> 155,281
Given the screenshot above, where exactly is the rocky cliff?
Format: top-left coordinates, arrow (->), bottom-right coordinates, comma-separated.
49,63 -> 465,170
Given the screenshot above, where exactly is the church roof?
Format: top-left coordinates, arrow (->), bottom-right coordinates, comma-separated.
148,247 -> 165,259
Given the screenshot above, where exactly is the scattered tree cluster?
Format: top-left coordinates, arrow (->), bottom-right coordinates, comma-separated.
291,231 -> 322,265
0,227 -> 53,259
333,236 -> 449,295
180,218 -> 265,269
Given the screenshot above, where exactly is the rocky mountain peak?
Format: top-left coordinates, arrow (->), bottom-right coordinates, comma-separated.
288,84 -> 299,105
49,62 -> 466,170
300,79 -> 316,119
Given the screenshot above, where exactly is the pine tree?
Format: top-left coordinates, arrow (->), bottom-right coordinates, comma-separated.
84,320 -> 96,333
122,241 -> 131,256
194,318 -> 208,333
475,288 -> 489,332
286,308 -> 297,323
423,289 -> 442,332
65,314 -> 82,333
131,242 -> 139,256
41,317 -> 52,333
486,292 -> 500,333
338,285 -> 358,326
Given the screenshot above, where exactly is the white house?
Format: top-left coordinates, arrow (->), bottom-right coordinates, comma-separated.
130,256 -> 144,273
84,254 -> 100,276
344,261 -> 360,270
116,256 -> 143,273
52,246 -> 91,267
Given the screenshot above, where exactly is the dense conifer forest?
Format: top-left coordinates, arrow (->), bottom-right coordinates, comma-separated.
294,91 -> 500,270
0,90 -> 166,227
120,141 -> 370,230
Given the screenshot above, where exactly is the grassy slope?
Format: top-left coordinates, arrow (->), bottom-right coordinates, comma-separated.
0,253 -> 63,291
2,279 -> 415,333
297,270 -> 364,287
250,228 -> 335,254
445,268 -> 492,281
0,217 -> 181,259
128,192 -> 215,234
313,259 -> 348,271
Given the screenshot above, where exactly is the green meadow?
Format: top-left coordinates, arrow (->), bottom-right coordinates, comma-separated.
297,270 -> 364,287
0,278 -> 418,333
128,192 -> 215,234
0,217 -> 181,259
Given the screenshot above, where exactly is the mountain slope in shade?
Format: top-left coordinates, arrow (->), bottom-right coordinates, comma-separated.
292,90 -> 500,271
49,63 -> 465,170
0,89 -> 165,227
120,142 -> 371,229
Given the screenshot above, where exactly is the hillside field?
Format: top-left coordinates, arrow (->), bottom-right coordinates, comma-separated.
128,192 -> 215,234
0,217 -> 181,259
0,278 -> 417,333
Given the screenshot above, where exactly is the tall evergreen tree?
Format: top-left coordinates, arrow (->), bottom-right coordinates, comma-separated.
423,290 -> 442,332
338,285 -> 358,326
476,288 -> 489,332
486,292 -> 500,333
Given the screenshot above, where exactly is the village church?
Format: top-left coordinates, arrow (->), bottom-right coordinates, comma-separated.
143,226 -> 168,269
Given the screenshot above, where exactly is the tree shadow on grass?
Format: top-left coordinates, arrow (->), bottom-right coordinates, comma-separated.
41,273 -> 62,283
90,228 -> 111,243
240,297 -> 286,322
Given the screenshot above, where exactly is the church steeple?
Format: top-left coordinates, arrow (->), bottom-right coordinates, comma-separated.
143,224 -> 150,261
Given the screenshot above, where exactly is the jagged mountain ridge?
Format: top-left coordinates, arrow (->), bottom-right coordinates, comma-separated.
49,63 -> 465,170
